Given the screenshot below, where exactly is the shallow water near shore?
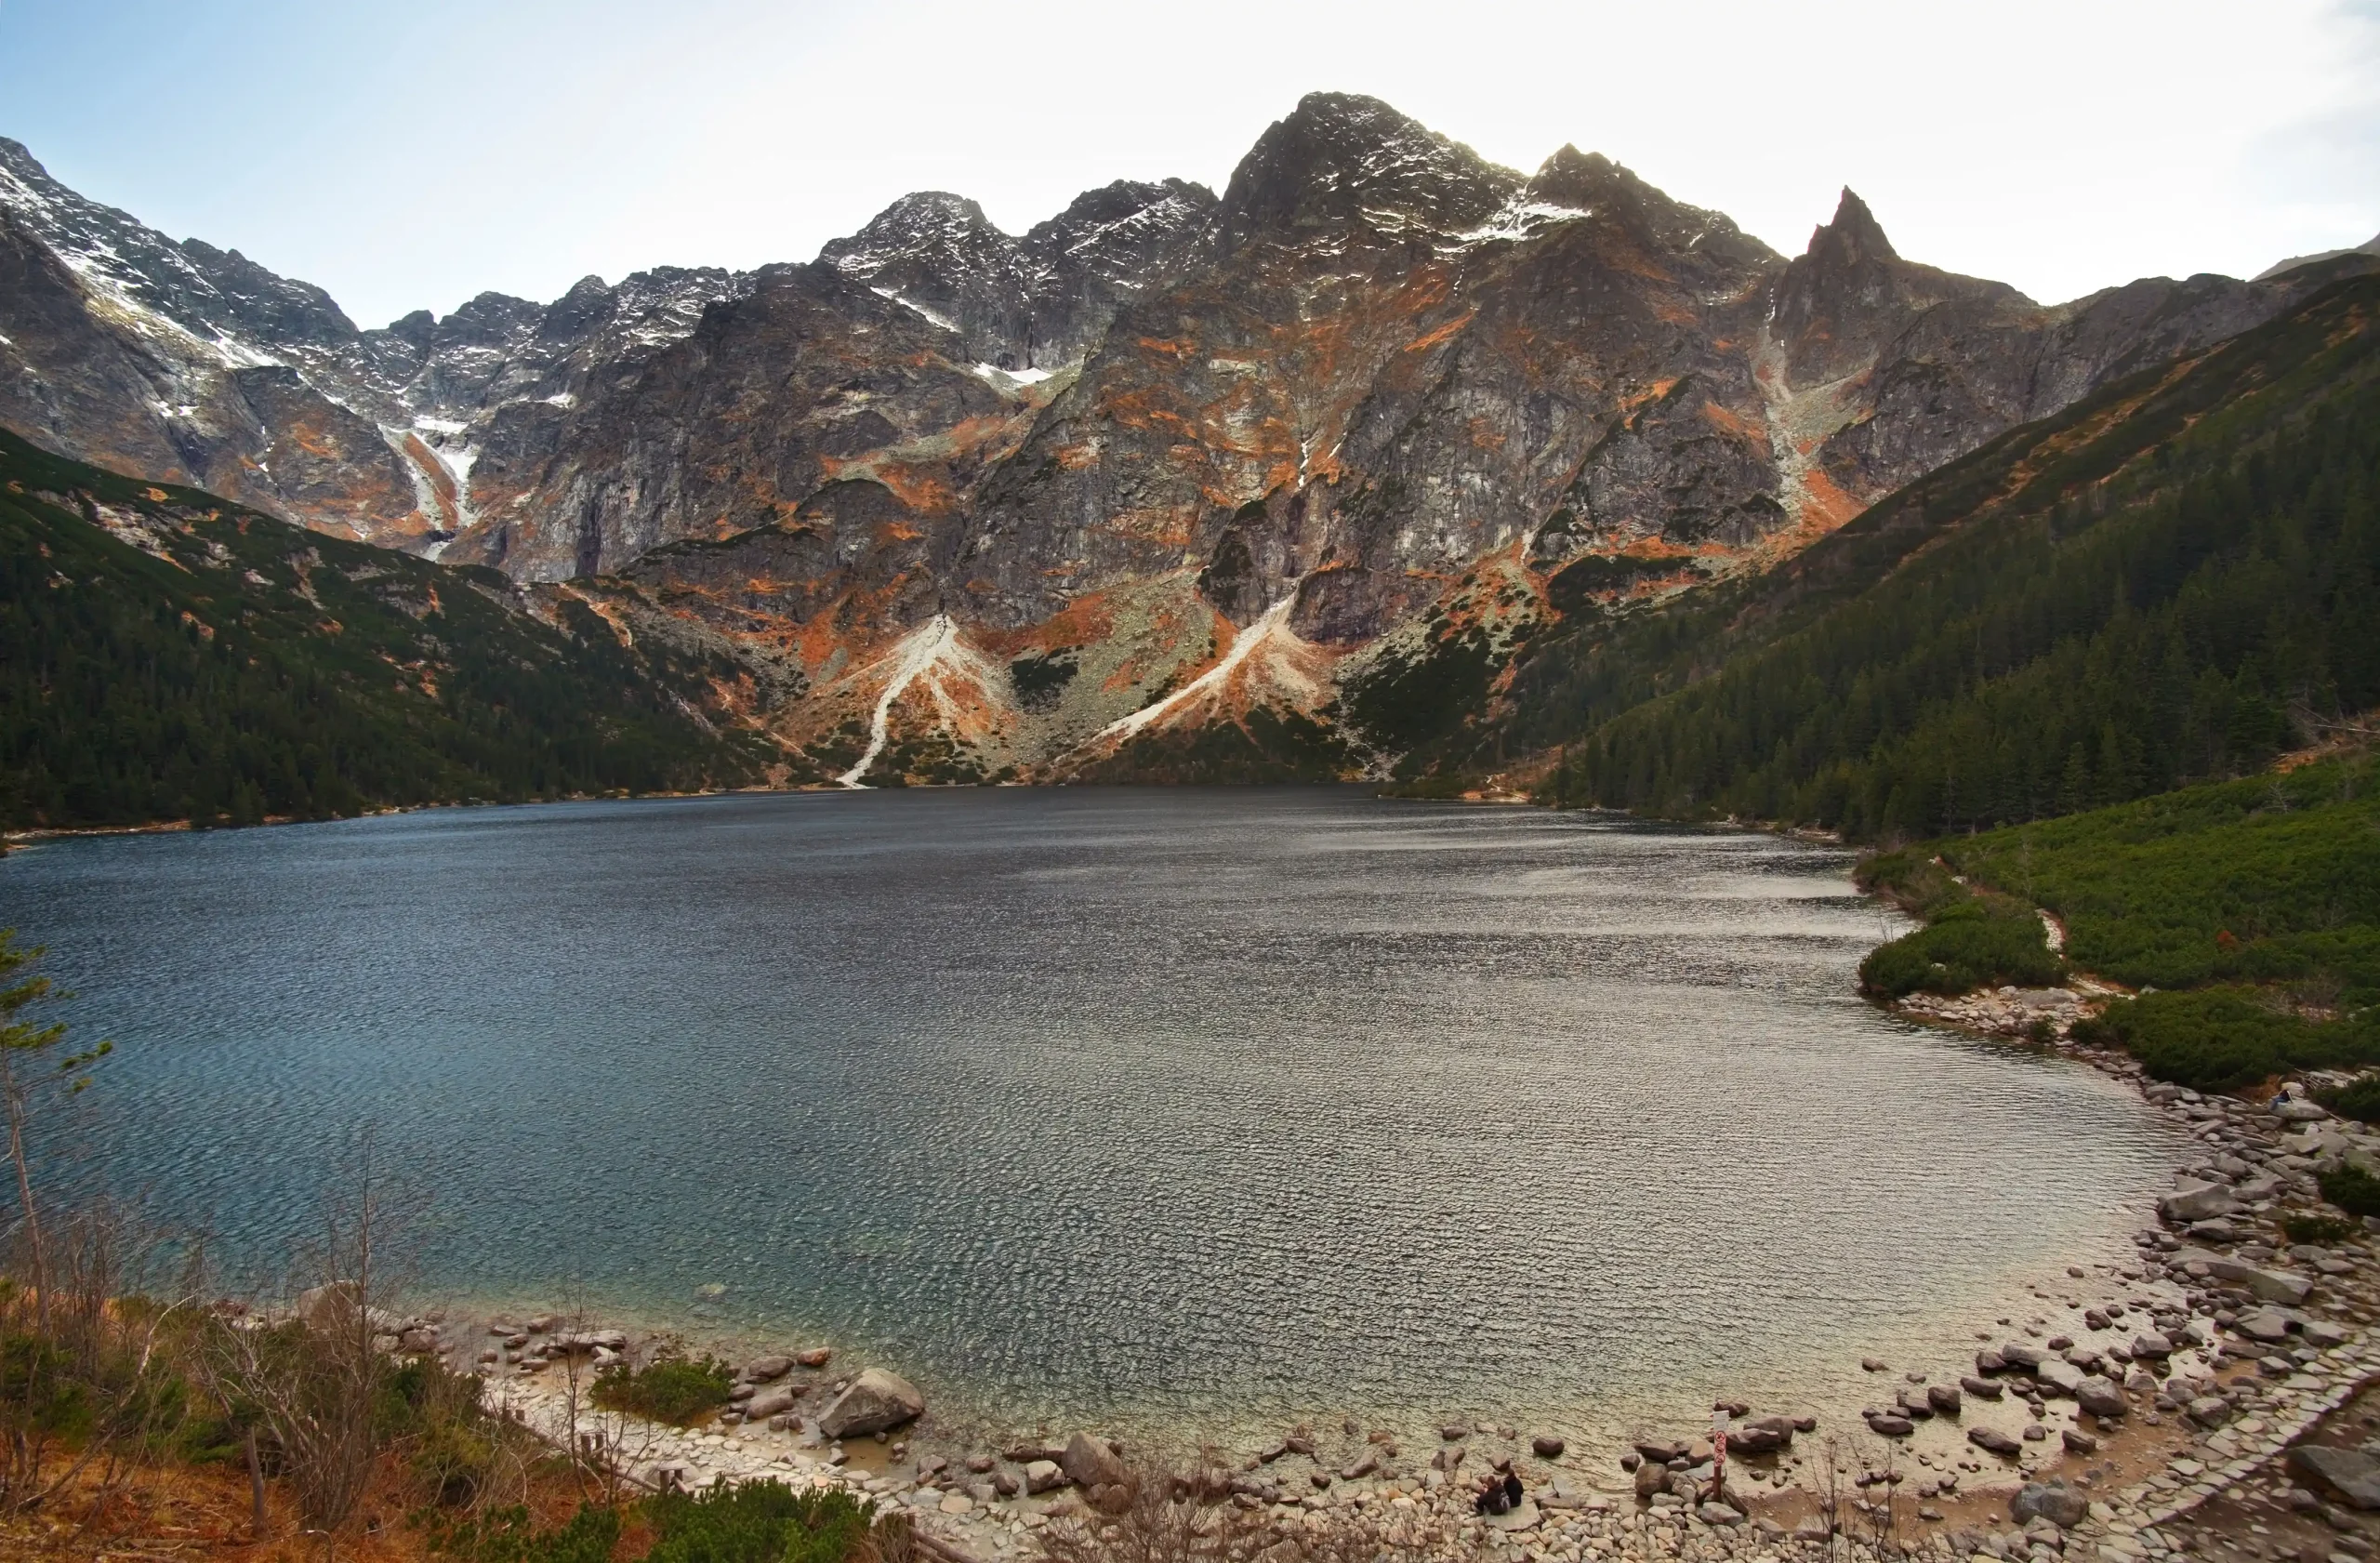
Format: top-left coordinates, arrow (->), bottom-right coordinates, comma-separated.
1,788 -> 2184,1446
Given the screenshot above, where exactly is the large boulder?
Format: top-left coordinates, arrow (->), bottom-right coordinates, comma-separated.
2074,1377 -> 2128,1420
745,1387 -> 799,1422
2172,1249 -> 2315,1305
2160,1182 -> 2240,1224
817,1369 -> 924,1439
2036,1359 -> 2084,1397
1062,1432 -> 1126,1490
2291,1446 -> 2380,1510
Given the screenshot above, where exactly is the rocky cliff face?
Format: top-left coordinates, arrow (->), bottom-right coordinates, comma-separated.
4,99 -> 2370,786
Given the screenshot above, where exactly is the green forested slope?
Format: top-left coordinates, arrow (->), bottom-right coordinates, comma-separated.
0,430 -> 769,829
1941,756 -> 2380,1004
1515,274 -> 2380,841
1854,755 -> 2380,1090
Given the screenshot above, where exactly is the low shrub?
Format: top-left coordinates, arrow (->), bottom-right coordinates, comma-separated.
2071,987 -> 2380,1093
2319,1075 -> 2380,1126
588,1353 -> 734,1427
2281,1212 -> 2359,1245
2320,1164 -> 2380,1219
1858,898 -> 2065,999
644,1478 -> 876,1563
427,1503 -> 623,1563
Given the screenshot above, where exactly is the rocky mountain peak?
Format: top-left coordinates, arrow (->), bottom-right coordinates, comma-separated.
1218,91 -> 1521,254
1806,188 -> 1897,267
1025,178 -> 1217,270
821,192 -> 1013,277
0,135 -> 355,354
537,273 -> 616,341
1524,144 -> 1619,204
1516,146 -> 1776,263
1014,179 -> 1217,355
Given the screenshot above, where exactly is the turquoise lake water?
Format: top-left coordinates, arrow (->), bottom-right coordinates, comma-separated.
0,788 -> 2182,1442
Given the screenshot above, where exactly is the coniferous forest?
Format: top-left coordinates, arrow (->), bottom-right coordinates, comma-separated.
0,430 -> 764,831
1517,275 -> 2380,841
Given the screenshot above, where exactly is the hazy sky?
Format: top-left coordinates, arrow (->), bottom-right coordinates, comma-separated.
3,0 -> 2374,328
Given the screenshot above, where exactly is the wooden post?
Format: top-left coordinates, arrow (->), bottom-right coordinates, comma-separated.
1710,1407 -> 1728,1506
245,1424 -> 267,1538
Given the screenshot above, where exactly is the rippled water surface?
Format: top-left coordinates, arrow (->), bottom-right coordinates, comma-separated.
0,788 -> 2181,1439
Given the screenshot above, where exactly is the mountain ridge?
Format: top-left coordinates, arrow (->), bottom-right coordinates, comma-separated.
5,98 -> 2373,788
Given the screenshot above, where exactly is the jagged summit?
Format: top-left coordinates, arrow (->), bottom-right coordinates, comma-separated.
6,101 -> 2372,784
1807,188 -> 1897,266
821,192 -> 1012,275
1517,145 -> 1777,262
0,134 -> 357,351
1218,91 -> 1521,254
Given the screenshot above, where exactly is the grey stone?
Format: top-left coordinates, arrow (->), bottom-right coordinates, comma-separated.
1699,1503 -> 1744,1526
1963,1375 -> 2005,1399
2161,1182 -> 2241,1223
1634,1460 -> 1672,1499
1927,1384 -> 1964,1415
2012,1482 -> 2089,1528
2292,1447 -> 2380,1511
1531,1435 -> 1566,1459
817,1368 -> 925,1439
2187,1397 -> 2231,1427
745,1355 -> 793,1381
1486,1497 -> 1541,1531
2000,1344 -> 2046,1371
1063,1432 -> 1126,1490
2075,1377 -> 2128,1419
2036,1359 -> 2084,1396
1865,1413 -> 1914,1437
2236,1308 -> 2296,1342
1024,1459 -> 1064,1494
2131,1331 -> 2175,1359
745,1387 -> 798,1422
1969,1427 -> 2024,1456
2172,1248 -> 2316,1305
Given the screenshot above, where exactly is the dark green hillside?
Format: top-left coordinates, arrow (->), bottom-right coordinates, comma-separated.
1938,755 -> 2380,1005
1509,274 -> 2380,841
0,429 -> 770,830
1858,755 -> 2380,1090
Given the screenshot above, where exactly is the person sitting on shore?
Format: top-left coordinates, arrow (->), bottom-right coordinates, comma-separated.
1475,1475 -> 1510,1516
1503,1470 -> 1524,1510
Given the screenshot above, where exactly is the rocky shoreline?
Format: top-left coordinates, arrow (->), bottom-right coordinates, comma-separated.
360,988 -> 2380,1563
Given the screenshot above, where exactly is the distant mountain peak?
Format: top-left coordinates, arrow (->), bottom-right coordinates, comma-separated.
821,192 -> 1011,277
1807,188 -> 1897,266
2255,230 -> 2380,282
1219,90 -> 1520,254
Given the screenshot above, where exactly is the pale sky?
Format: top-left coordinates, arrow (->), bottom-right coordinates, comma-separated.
2,0 -> 2374,328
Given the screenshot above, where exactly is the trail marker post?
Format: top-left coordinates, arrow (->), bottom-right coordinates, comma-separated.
1711,1406 -> 1729,1504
